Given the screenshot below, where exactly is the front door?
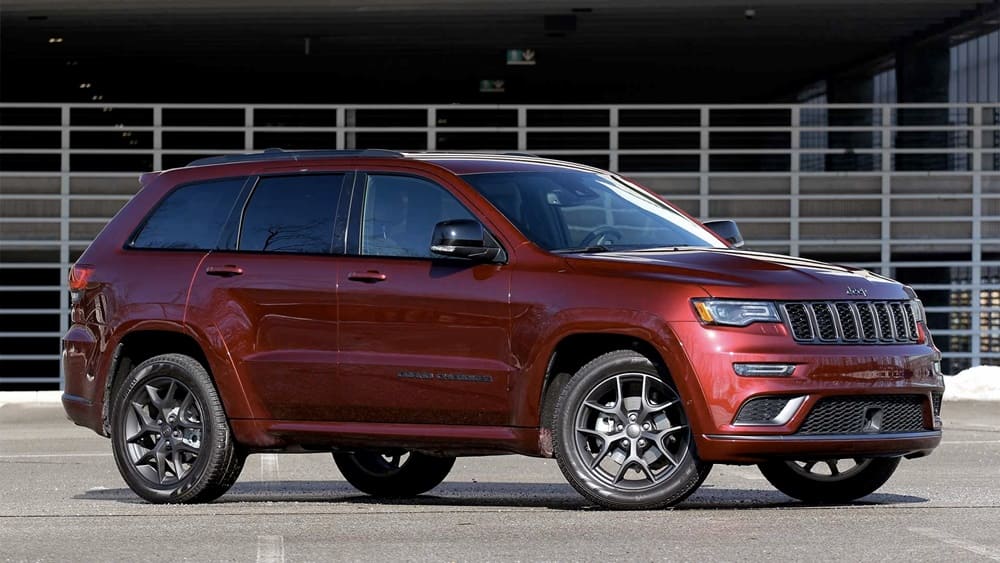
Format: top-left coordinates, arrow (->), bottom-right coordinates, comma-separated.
336,172 -> 513,425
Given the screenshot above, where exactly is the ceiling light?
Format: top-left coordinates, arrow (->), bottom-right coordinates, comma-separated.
744,7 -> 756,19
48,37 -> 64,44
79,83 -> 92,89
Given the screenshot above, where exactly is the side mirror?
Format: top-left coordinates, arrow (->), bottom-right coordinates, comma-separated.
430,219 -> 504,262
704,219 -> 745,248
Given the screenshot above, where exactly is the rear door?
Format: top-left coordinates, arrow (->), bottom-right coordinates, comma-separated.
186,171 -> 352,421
335,171 -> 514,425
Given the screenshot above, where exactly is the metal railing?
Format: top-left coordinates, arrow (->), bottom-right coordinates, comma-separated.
1,102 -> 999,388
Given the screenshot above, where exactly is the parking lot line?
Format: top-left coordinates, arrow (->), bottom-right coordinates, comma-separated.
0,453 -> 110,458
908,527 -> 1000,560
260,454 -> 280,492
256,535 -> 284,563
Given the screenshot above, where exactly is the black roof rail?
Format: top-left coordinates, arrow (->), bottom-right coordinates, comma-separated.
186,148 -> 404,167
502,152 -> 541,158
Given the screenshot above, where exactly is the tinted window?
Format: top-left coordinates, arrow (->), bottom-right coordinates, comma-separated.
132,178 -> 245,250
361,175 -> 474,258
240,174 -> 344,254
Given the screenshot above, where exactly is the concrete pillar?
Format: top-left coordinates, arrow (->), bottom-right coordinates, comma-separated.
826,73 -> 874,171
896,39 -> 952,171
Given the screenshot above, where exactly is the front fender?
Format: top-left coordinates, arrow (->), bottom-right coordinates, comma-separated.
507,308 -> 713,441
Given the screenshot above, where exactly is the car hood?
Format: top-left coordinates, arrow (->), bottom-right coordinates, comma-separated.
564,247 -> 913,301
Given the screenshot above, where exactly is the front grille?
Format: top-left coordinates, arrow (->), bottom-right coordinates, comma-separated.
734,397 -> 790,424
782,300 -> 918,344
797,395 -> 927,434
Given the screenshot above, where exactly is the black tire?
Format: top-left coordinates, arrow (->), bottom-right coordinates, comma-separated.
552,350 -> 710,510
758,457 -> 901,503
333,450 -> 455,497
110,353 -> 245,503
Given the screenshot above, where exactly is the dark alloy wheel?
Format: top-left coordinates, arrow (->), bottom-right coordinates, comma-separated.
110,353 -> 245,504
553,350 -> 710,510
758,457 -> 901,503
333,450 -> 455,498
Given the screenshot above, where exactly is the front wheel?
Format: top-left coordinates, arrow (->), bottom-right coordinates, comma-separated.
552,350 -> 710,510
758,457 -> 901,503
333,450 -> 455,497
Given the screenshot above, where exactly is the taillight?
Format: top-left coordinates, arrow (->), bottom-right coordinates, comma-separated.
69,264 -> 94,303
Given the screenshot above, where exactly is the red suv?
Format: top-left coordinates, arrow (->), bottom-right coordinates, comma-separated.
62,150 -> 944,509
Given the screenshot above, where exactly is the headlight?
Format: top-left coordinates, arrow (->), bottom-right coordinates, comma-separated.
692,299 -> 780,326
910,299 -> 926,323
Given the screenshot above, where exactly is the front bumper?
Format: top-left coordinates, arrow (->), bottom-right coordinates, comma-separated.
669,321 -> 945,464
697,430 -> 942,464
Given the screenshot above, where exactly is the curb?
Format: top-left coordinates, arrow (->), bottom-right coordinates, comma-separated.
0,391 -> 64,407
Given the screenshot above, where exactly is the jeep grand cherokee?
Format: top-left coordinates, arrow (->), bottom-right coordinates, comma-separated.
62,149 -> 944,509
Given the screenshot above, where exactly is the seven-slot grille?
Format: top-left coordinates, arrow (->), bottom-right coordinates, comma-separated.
781,301 -> 918,344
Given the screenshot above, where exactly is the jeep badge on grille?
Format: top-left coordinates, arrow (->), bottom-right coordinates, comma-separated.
846,287 -> 868,297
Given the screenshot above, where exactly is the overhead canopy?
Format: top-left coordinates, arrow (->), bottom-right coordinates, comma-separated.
1,0 -> 995,102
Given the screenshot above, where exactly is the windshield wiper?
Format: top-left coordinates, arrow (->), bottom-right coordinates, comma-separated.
631,244 -> 693,252
551,245 -> 612,254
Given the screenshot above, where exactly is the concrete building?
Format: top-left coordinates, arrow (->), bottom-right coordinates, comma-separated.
0,0 -> 998,388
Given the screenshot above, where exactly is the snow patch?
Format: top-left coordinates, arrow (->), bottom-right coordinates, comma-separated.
945,365 -> 1000,402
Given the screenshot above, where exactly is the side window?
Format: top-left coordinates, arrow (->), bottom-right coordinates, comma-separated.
240,174 -> 344,254
132,178 -> 246,250
361,174 -> 474,258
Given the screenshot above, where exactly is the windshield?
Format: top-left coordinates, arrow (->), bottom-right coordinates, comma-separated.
461,170 -> 725,252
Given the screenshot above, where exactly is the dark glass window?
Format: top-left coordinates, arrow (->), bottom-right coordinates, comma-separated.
240,174 -> 344,254
132,178 -> 245,250
361,174 -> 474,258
463,171 -> 723,251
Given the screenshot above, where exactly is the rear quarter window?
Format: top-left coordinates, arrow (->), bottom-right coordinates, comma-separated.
131,178 -> 246,250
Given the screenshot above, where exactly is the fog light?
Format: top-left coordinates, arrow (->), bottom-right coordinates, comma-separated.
733,363 -> 796,377
733,395 -> 806,425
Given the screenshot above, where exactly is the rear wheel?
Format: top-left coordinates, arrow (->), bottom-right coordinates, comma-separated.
110,353 -> 245,503
553,350 -> 710,510
758,457 -> 900,503
333,450 -> 455,497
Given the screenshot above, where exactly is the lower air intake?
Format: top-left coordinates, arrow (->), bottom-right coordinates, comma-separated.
797,395 -> 927,434
734,397 -> 791,424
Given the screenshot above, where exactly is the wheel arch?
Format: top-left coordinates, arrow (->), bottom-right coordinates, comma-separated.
538,333 -> 668,432
520,320 -> 712,451
101,326 -> 234,435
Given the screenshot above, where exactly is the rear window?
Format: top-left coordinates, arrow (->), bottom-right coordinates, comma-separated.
131,178 -> 246,250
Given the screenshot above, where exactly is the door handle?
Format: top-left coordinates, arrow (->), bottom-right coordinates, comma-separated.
347,270 -> 387,283
205,265 -> 244,277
